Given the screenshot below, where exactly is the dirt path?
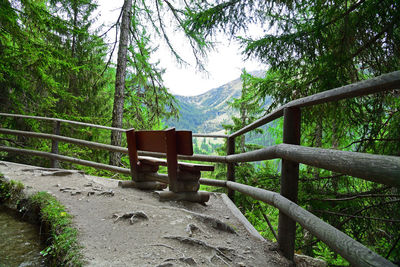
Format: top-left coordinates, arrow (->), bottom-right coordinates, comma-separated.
0,161 -> 291,266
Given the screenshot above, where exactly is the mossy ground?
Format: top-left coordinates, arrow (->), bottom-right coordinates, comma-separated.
0,173 -> 83,266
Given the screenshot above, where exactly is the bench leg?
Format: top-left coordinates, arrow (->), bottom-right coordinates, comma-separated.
119,180 -> 167,190
155,191 -> 210,203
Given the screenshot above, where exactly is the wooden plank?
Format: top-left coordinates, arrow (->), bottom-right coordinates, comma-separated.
178,162 -> 214,172
139,151 -> 227,163
165,128 -> 178,192
126,129 -> 141,181
135,129 -> 193,155
139,156 -> 168,166
176,131 -> 194,155
278,107 -> 301,261
139,156 -> 214,171
226,181 -> 395,267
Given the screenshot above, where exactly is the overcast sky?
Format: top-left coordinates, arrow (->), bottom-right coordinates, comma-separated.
95,0 -> 264,96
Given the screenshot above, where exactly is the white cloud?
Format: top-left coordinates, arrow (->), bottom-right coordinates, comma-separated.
95,0 -> 264,96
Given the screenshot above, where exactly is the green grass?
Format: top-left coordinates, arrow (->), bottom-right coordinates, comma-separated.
0,174 -> 83,266
30,192 -> 83,266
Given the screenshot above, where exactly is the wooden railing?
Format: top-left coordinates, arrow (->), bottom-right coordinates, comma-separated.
1,71 -> 400,267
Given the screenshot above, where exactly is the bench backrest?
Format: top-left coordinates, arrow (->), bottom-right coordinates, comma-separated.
126,128 -> 192,192
133,130 -> 193,155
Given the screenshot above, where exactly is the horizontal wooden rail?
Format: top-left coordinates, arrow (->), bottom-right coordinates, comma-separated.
0,113 -> 225,139
225,181 -> 395,267
0,113 -> 126,132
140,151 -> 226,163
199,178 -> 227,187
0,128 -> 128,153
230,71 -> 400,138
275,144 -> 400,187
2,127 -> 398,186
0,146 -> 131,175
192,133 -> 228,139
224,144 -> 400,187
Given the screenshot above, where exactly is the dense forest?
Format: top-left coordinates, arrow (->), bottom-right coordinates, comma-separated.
1,0 -> 400,265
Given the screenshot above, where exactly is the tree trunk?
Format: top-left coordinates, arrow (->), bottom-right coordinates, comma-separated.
109,0 -> 132,166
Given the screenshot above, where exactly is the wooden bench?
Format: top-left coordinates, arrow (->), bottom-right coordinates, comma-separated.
120,128 -> 214,202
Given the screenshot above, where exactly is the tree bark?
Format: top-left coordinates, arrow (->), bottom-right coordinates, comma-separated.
109,0 -> 132,166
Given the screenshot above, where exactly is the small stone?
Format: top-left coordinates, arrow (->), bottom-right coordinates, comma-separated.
179,257 -> 196,265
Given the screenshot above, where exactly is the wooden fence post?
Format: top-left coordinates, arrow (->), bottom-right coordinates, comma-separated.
227,136 -> 235,201
278,107 -> 301,262
51,121 -> 61,168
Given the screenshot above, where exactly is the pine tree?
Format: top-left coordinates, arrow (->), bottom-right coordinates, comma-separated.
184,0 -> 400,262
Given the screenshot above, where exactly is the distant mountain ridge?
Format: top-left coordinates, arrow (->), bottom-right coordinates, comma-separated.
166,71 -> 265,133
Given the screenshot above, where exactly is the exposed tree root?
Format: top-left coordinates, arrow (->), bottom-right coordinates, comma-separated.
161,206 -> 236,234
20,167 -> 84,176
21,167 -> 61,172
163,235 -> 234,262
98,190 -> 115,197
113,211 -> 148,224
59,187 -> 77,192
186,223 -> 203,237
41,170 -> 84,176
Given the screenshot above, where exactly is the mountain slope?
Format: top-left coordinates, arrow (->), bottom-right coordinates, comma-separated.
166,77 -> 243,133
166,71 -> 269,134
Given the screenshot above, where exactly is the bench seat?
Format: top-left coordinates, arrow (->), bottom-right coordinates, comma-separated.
139,156 -> 215,172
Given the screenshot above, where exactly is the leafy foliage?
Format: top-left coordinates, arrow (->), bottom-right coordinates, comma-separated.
185,0 -> 400,264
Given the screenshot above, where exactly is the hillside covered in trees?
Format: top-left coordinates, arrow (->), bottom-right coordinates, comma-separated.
1,0 -> 399,265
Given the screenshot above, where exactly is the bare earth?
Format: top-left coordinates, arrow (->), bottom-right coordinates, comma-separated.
0,161 -> 291,267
